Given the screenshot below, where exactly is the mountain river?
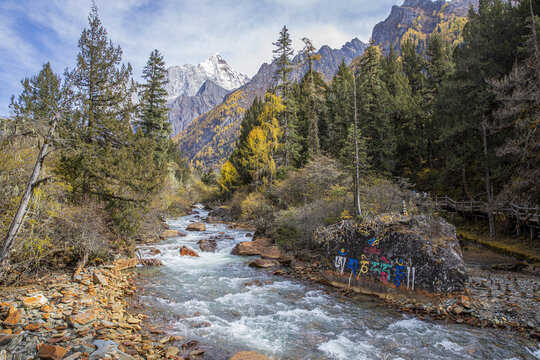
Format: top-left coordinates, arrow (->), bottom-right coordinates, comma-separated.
135,205 -> 540,360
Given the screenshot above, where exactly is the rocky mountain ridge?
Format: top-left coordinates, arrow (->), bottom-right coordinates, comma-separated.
174,38 -> 368,168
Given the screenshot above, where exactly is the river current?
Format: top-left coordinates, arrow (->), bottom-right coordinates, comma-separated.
136,205 -> 540,360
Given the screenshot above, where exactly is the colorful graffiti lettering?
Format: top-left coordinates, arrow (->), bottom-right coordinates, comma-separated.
367,237 -> 379,246
334,251 -> 416,290
334,255 -> 347,274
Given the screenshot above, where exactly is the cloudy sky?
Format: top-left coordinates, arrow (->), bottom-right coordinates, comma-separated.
0,0 -> 403,115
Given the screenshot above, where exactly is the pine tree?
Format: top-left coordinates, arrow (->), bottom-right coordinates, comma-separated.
324,61 -> 354,157
139,49 -> 171,140
272,25 -> 297,166
59,3 -> 156,236
356,46 -> 394,175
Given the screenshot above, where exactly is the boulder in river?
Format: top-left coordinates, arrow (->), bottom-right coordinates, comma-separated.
186,222 -> 206,231
198,239 -> 217,252
260,246 -> 283,261
229,351 -> 270,360
207,206 -> 233,222
161,229 -> 186,238
231,236 -> 273,256
249,259 -> 279,268
140,258 -> 164,266
180,246 -> 200,257
316,215 -> 467,294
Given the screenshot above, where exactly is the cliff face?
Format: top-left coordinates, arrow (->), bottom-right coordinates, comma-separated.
167,80 -> 229,136
371,0 -> 478,55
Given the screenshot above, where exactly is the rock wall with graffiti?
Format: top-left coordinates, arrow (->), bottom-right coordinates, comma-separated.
314,215 -> 467,294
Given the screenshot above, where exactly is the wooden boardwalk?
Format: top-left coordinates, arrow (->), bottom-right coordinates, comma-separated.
433,195 -> 540,237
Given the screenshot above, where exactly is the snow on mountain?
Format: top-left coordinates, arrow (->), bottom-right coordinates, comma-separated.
165,53 -> 250,100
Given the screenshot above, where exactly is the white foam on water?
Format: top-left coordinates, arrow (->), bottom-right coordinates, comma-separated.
388,317 -> 430,332
435,339 -> 463,352
529,345 -> 540,359
318,335 -> 376,360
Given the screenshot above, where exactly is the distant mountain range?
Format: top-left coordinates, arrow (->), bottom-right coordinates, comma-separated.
169,0 -> 479,169
172,38 -> 368,168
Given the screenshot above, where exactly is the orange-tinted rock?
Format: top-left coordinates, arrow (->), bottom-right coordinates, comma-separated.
3,306 -> 21,325
161,229 -> 184,238
37,344 -> 67,360
186,222 -> 206,231
229,351 -> 270,360
180,246 -> 200,257
149,247 -> 161,255
22,294 -> 48,308
249,259 -> 279,268
92,271 -> 108,286
113,258 -> 139,271
40,304 -> 52,313
260,246 -> 282,260
25,323 -> 42,331
66,310 -> 96,327
0,329 -> 12,335
140,258 -> 164,266
231,242 -> 261,256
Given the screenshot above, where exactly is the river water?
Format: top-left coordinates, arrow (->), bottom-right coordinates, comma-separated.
136,205 -> 540,360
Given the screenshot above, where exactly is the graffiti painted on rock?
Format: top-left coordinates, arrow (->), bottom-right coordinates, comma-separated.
333,238 -> 417,290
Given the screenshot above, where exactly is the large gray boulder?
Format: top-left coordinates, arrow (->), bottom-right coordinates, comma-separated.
316,215 -> 467,294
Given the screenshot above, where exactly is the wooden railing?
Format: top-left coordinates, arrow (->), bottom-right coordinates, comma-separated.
433,195 -> 540,228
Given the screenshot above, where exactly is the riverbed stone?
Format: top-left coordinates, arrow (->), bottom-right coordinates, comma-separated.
37,344 -> 67,360
260,246 -> 283,261
249,259 -> 279,268
186,222 -> 206,231
92,271 -> 108,286
22,294 -> 48,309
229,351 -> 270,360
165,346 -> 180,358
180,246 -> 200,257
3,306 -> 21,325
161,229 -> 184,238
198,239 -> 217,252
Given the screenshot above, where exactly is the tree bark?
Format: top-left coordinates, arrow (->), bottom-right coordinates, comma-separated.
0,113 -> 59,268
353,76 -> 362,217
481,121 -> 495,238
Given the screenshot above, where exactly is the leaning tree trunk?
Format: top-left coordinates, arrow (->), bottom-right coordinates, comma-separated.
353,76 -> 362,217
0,114 -> 59,269
481,121 -> 495,238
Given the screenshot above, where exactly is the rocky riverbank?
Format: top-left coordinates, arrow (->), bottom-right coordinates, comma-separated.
0,261 -> 212,360
274,246 -> 540,342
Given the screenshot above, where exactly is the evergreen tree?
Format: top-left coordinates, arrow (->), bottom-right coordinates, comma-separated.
59,3 -> 156,236
324,61 -> 354,157
272,25 -> 298,166
139,49 -> 171,141
380,47 -> 419,178
9,63 -> 64,135
356,46 -> 394,175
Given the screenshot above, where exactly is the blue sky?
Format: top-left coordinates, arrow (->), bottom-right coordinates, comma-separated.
0,0 -> 403,116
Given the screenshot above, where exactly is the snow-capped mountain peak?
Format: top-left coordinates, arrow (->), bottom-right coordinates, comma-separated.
165,53 -> 250,100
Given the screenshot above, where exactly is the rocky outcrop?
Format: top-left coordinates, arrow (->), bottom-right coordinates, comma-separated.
372,0 -> 479,55
113,258 -> 139,271
167,80 -> 230,136
316,215 -> 467,294
186,222 -> 206,231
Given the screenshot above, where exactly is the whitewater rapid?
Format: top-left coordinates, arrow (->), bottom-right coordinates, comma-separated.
136,205 -> 540,360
